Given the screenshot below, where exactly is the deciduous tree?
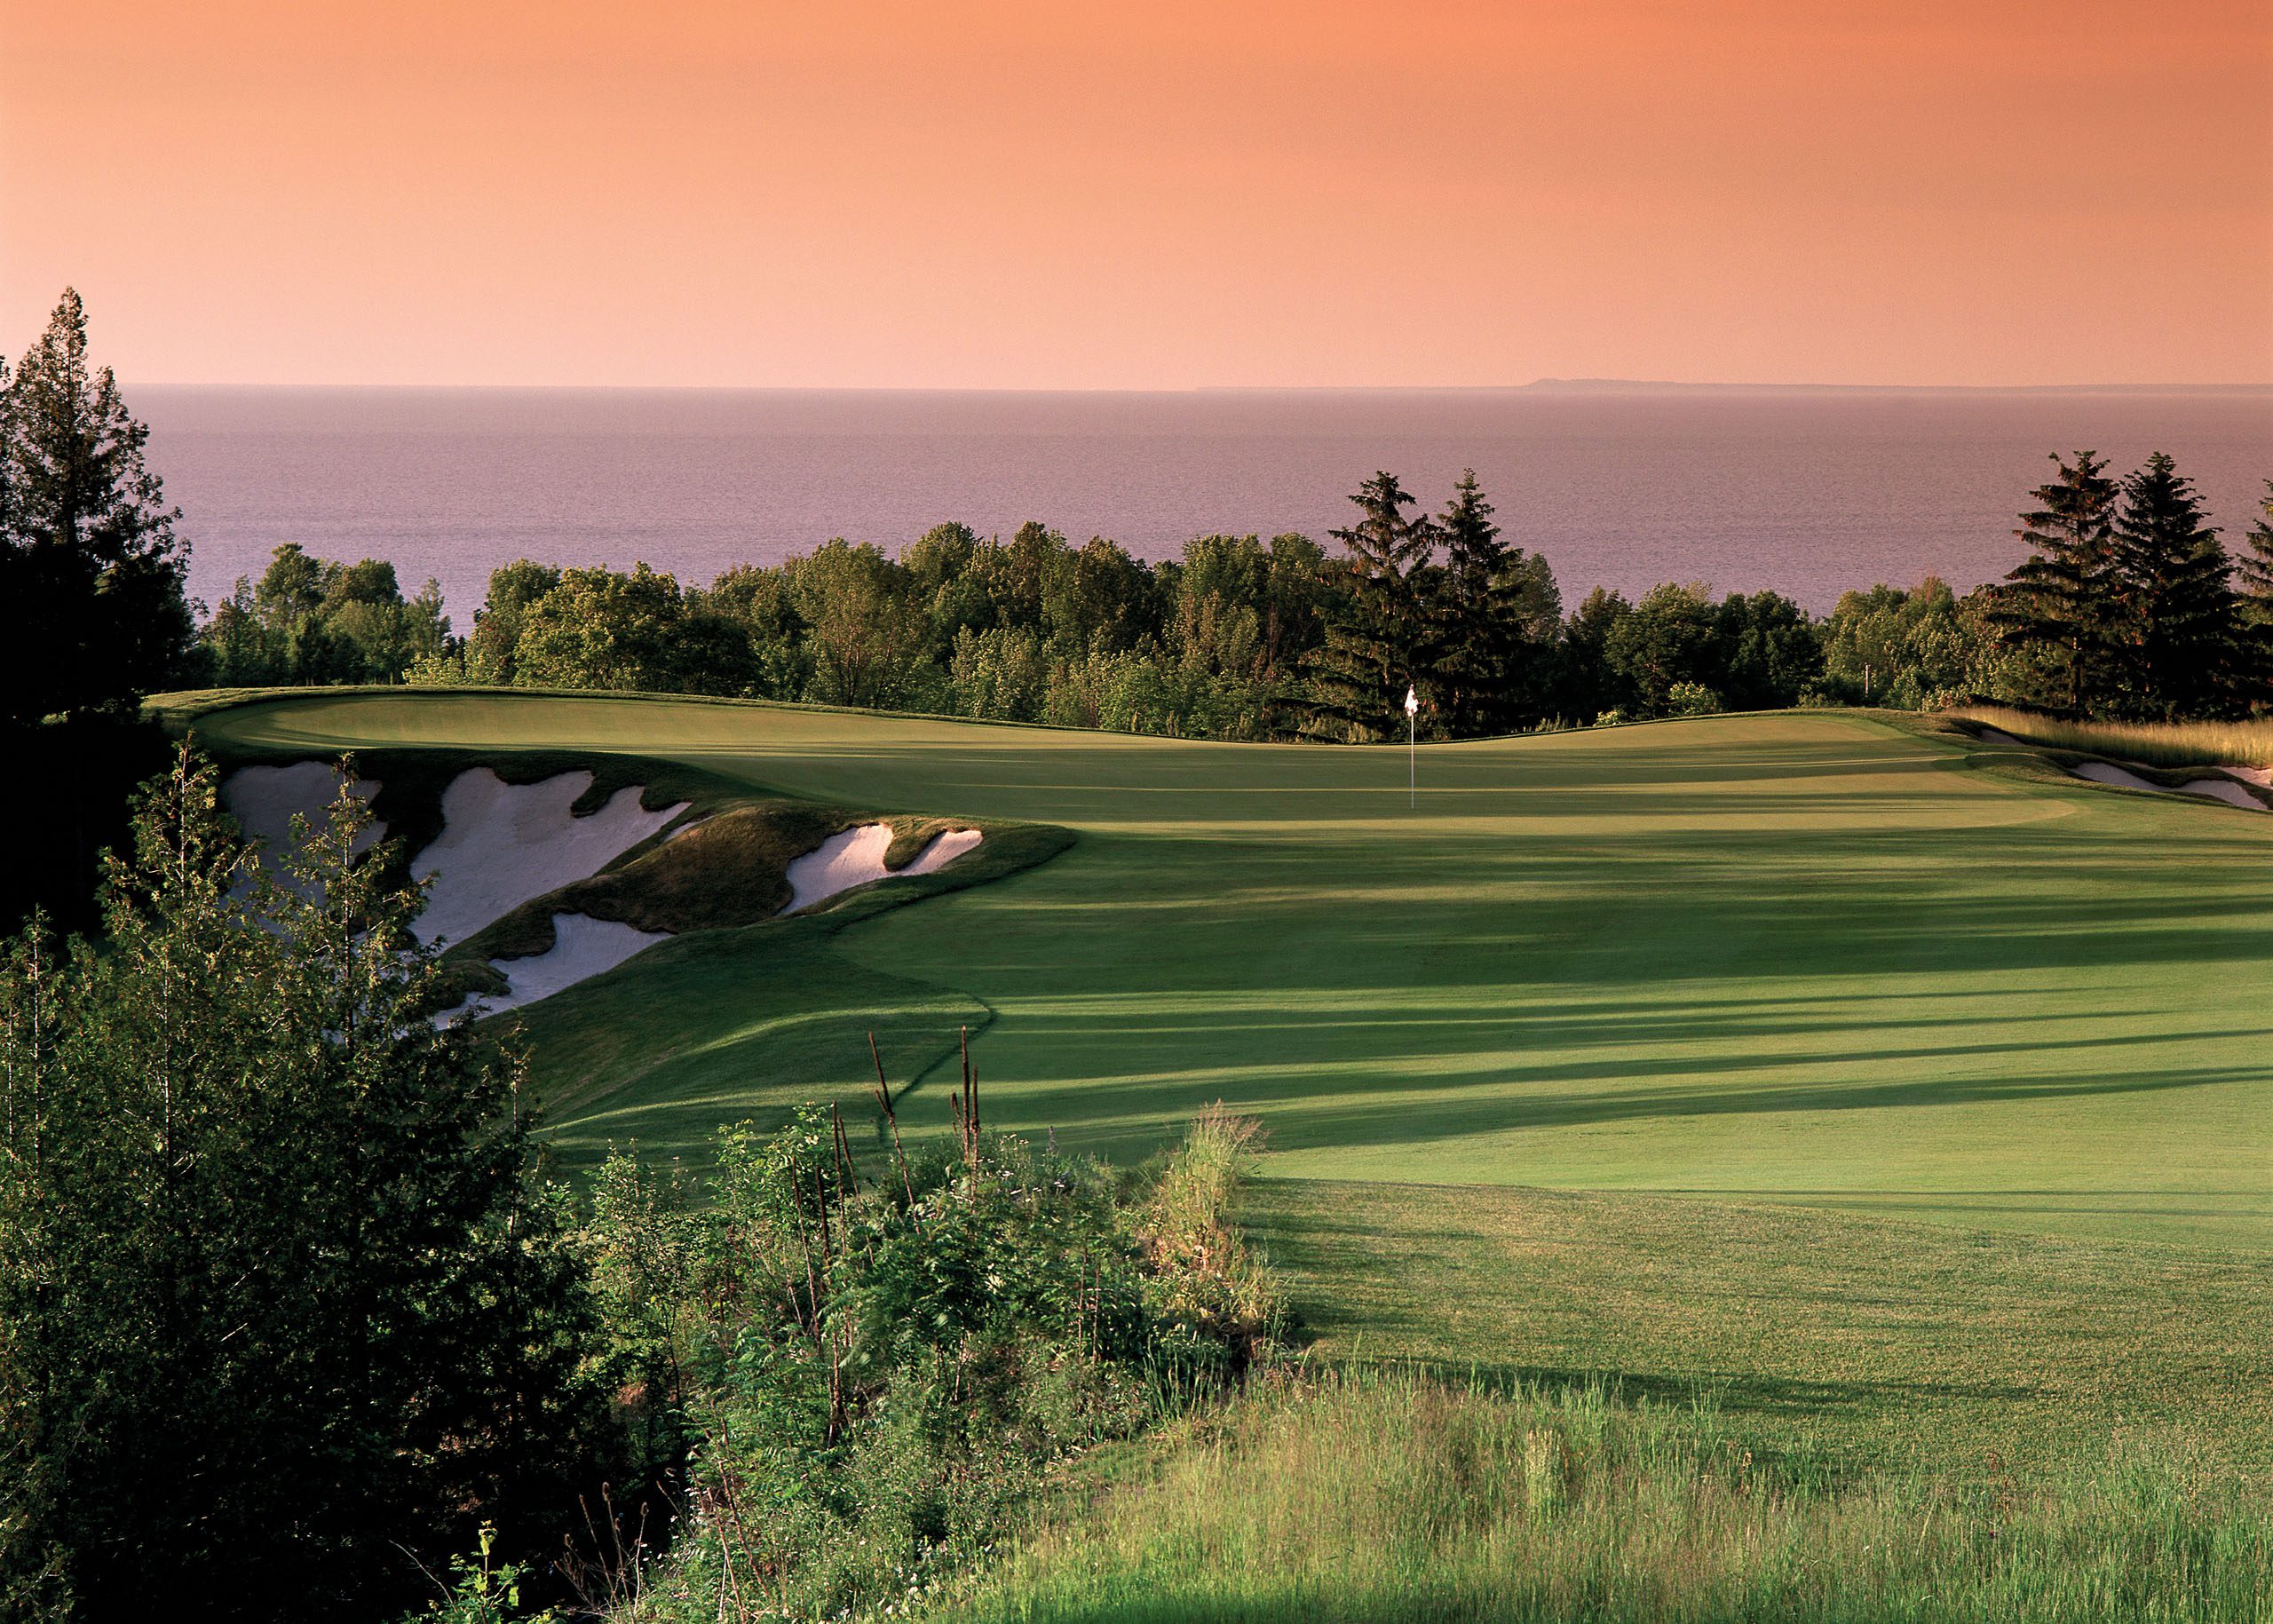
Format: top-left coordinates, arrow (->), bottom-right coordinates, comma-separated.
0,750 -> 612,1618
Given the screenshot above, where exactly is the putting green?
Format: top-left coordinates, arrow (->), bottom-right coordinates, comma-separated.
180,692 -> 2273,1249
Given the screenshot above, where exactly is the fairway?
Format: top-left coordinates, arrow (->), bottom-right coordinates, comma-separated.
180,691 -> 2273,1251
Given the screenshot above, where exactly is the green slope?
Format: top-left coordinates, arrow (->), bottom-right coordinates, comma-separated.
1249,1177 -> 2273,1474
175,691 -> 2273,1248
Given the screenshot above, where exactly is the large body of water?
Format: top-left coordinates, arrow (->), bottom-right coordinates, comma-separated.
137,386 -> 2272,622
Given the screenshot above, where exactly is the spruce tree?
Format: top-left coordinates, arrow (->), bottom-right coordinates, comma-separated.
0,289 -> 194,728
1432,471 -> 1507,734
1427,471 -> 1564,735
1303,472 -> 1434,741
1988,450 -> 2120,712
2229,480 -> 2273,709
2107,452 -> 2235,719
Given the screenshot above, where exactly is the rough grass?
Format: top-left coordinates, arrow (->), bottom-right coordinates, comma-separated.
932,1369 -> 2273,1624
1952,706 -> 2273,771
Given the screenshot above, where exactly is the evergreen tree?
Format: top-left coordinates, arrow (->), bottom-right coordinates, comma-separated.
0,750 -> 611,1617
0,289 -> 194,728
1303,472 -> 1435,741
0,353 -> 13,557
1988,450 -> 2120,712
1432,471 -> 1509,734
2229,480 -> 2273,708
2106,452 -> 2235,719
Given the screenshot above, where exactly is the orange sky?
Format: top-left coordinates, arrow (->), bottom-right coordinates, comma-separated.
3,0 -> 2269,387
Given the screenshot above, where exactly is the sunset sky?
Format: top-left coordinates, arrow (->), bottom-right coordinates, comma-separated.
3,0 -> 2268,388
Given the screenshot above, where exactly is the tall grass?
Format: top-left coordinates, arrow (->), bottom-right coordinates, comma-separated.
937,1369 -> 2273,1623
1138,1105 -> 1283,1349
1952,706 -> 2273,770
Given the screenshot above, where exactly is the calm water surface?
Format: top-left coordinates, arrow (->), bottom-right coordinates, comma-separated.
137,386 -> 2273,622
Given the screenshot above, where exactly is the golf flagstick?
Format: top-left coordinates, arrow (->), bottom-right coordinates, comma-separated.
1405,684 -> 1418,808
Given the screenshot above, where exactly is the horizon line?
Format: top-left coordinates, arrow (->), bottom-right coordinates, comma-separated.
128,379 -> 2273,395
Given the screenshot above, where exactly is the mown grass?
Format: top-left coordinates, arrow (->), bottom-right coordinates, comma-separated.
1952,706 -> 2273,770
1246,1180 -> 2273,1478
932,1369 -> 2273,1624
167,690 -> 2273,1249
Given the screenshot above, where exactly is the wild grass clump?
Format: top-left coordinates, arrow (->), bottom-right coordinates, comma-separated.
579,1094 -> 1282,1623
1136,1105 -> 1285,1382
1953,705 -> 2273,770
939,1370 -> 2273,1623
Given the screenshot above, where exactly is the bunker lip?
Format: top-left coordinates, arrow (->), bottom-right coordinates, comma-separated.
446,821 -> 985,1020
436,914 -> 669,1022
1965,720 -> 2271,810
780,823 -> 985,915
2067,759 -> 2266,811
410,768 -> 687,946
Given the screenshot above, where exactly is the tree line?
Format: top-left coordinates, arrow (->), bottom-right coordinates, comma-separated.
8,283 -> 2273,750
200,457 -> 2271,741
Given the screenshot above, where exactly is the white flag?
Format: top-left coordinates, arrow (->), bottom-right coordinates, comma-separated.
1404,685 -> 1418,717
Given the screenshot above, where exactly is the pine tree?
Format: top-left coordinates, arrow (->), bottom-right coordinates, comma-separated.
1302,472 -> 1434,741
2106,452 -> 2235,719
2229,480 -> 2273,709
1988,450 -> 2120,712
0,289 -> 195,728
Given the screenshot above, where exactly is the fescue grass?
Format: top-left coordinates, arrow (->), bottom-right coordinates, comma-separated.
932,1368 -> 2273,1624
1952,706 -> 2273,771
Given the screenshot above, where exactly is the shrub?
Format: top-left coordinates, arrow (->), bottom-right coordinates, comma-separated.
594,1098 -> 1281,1620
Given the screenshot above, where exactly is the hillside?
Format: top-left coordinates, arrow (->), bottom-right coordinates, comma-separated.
170,692 -> 2273,1251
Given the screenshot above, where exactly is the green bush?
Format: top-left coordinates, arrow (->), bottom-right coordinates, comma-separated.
588,1102 -> 1279,1620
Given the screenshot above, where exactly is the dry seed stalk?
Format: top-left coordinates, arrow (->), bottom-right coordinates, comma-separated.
867,1030 -> 917,1207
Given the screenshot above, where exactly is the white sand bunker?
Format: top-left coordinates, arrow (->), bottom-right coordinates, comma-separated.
221,761 -> 384,860
2068,760 -> 2265,812
411,770 -> 687,946
1974,726 -> 2028,747
781,823 -> 983,915
440,914 -> 670,1020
